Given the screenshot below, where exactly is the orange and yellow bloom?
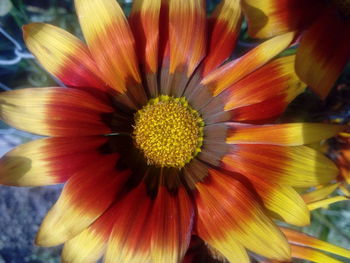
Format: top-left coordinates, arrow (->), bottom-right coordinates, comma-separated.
0,0 -> 346,262
242,0 -> 350,99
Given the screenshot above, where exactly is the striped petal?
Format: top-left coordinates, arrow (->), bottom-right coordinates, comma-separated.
295,8 -> 350,99
241,0 -> 321,38
168,0 -> 206,76
62,203 -> 119,263
201,0 -> 242,76
36,155 -> 129,246
0,136 -> 107,186
129,0 -> 161,97
227,123 -> 344,146
251,179 -> 310,226
23,23 -> 106,90
307,196 -> 348,211
223,145 -> 338,187
129,0 -> 160,74
150,186 -> 194,263
302,183 -> 340,204
201,32 -> 294,96
75,0 -> 145,105
161,0 -> 206,96
291,245 -> 345,263
204,55 -> 306,124
105,184 -> 152,263
195,169 -> 290,261
0,88 -> 113,136
282,228 -> 350,259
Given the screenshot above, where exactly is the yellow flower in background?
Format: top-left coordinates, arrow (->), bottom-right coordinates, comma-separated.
0,0 -> 345,262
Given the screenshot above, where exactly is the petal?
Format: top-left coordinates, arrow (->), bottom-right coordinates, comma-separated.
227,123 -> 344,146
23,23 -> 106,90
307,196 -> 348,211
36,155 -> 129,246
161,0 -> 206,96
150,186 -> 194,263
295,8 -> 350,99
201,0 -> 242,76
222,55 -> 305,110
105,184 -> 152,263
0,88 -> 113,136
201,32 -> 294,96
195,169 -> 290,261
129,0 -> 161,74
129,0 -> 161,97
223,144 -> 338,187
291,244 -> 344,263
241,0 -> 321,38
282,228 -> 350,259
204,55 -> 306,124
0,136 -> 107,186
302,183 -> 340,204
62,203 -> 119,263
75,0 -> 146,105
251,179 -> 310,226
168,0 -> 206,76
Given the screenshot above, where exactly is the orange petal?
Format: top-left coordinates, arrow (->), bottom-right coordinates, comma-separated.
227,123 -> 344,146
223,144 -> 338,187
0,136 -> 107,186
296,8 -> 350,99
36,155 -> 129,246
62,203 -> 120,263
104,183 -> 152,263
129,0 -> 161,74
150,186 -> 193,263
129,0 -> 161,97
201,0 -> 242,76
282,228 -> 350,259
75,0 -> 145,104
195,169 -> 290,261
0,88 -> 113,136
291,244 -> 344,263
204,55 -> 306,124
223,55 -> 305,110
23,23 -> 106,90
241,0 -> 321,38
201,32 -> 294,96
302,183 -> 340,204
252,179 -> 310,226
168,0 -> 206,76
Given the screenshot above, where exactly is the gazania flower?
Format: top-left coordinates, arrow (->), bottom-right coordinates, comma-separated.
0,0 -> 344,262
241,0 -> 350,99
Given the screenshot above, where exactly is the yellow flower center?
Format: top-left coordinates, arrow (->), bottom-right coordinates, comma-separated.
334,0 -> 350,17
133,95 -> 204,168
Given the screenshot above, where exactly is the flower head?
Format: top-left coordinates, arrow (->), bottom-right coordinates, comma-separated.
242,0 -> 350,99
0,0 -> 344,262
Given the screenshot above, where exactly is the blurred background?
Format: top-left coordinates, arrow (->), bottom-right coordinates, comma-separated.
0,0 -> 349,262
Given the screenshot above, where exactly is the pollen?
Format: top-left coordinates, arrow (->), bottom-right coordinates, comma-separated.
133,95 -> 204,168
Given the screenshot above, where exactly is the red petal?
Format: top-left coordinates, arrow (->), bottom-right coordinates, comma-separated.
0,136 -> 107,186
0,88 -> 114,136
195,169 -> 290,261
296,7 -> 350,99
151,186 -> 194,263
36,154 -> 129,246
201,0 -> 242,76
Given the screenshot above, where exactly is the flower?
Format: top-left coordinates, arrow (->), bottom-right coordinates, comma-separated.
241,0 -> 350,99
0,0 -> 344,262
